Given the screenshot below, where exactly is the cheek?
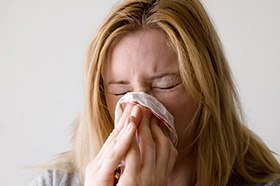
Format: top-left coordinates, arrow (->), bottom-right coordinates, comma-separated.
155,88 -> 197,131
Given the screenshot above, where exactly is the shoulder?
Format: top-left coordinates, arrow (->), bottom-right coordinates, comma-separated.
29,169 -> 81,186
228,174 -> 280,186
247,179 -> 280,186
264,179 -> 280,186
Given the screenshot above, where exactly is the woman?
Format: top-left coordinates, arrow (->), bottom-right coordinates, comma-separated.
30,0 -> 280,185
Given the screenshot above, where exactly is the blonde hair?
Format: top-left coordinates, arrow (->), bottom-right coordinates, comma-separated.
46,0 -> 280,185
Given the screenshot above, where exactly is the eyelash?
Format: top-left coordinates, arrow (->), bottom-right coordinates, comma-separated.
114,92 -> 128,96
158,84 -> 177,90
113,83 -> 180,96
156,82 -> 181,90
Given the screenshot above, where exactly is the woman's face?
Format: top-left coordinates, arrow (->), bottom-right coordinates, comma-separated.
103,29 -> 198,153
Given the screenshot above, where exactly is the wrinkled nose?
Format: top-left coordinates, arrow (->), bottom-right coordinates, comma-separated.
132,87 -> 154,97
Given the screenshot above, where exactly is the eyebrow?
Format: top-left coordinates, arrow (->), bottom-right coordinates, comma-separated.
108,72 -> 180,85
149,72 -> 179,81
108,80 -> 129,85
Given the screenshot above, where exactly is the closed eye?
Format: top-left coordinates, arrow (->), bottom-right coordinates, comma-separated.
156,83 -> 181,90
113,92 -> 128,96
159,85 -> 176,90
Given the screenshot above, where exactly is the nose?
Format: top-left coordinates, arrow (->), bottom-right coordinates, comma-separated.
130,78 -> 155,96
133,87 -> 154,97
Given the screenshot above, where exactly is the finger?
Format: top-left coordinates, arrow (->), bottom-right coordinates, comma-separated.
102,104 -> 142,151
158,120 -> 170,137
138,109 -> 156,172
95,127 -> 120,160
85,120 -> 137,186
116,104 -> 135,130
99,105 -> 141,159
85,122 -> 130,178
150,118 -> 171,172
116,104 -> 142,131
151,118 -> 178,179
97,115 -> 132,158
130,105 -> 142,127
99,116 -> 135,161
101,120 -> 137,173
166,144 -> 178,176
150,118 -> 178,179
119,135 -> 141,184
97,105 -> 141,165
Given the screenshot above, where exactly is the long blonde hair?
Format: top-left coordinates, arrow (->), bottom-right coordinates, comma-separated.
47,0 -> 280,185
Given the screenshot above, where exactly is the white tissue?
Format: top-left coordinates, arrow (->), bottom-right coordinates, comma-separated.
114,92 -> 178,146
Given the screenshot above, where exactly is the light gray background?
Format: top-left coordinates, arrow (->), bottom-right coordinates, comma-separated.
0,0 -> 279,185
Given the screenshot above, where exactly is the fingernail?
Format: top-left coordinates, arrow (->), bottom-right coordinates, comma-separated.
131,105 -> 138,117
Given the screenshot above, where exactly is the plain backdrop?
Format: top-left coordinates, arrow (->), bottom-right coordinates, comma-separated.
0,0 -> 279,185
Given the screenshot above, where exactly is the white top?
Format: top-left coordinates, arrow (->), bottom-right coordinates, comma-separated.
29,169 -> 280,186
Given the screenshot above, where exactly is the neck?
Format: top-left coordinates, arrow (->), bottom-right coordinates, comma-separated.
168,148 -> 196,186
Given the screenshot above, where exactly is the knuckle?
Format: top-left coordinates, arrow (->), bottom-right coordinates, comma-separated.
114,128 -> 120,135
144,175 -> 156,185
110,128 -> 120,139
108,150 -> 116,159
112,138 -> 118,145
145,138 -> 156,149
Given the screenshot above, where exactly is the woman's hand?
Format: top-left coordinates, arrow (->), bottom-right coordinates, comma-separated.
85,104 -> 178,186
84,104 -> 142,186
118,109 -> 178,186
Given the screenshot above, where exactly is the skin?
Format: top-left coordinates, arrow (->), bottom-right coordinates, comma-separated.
85,29 -> 198,186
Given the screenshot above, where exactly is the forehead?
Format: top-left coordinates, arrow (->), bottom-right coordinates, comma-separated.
103,29 -> 179,80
